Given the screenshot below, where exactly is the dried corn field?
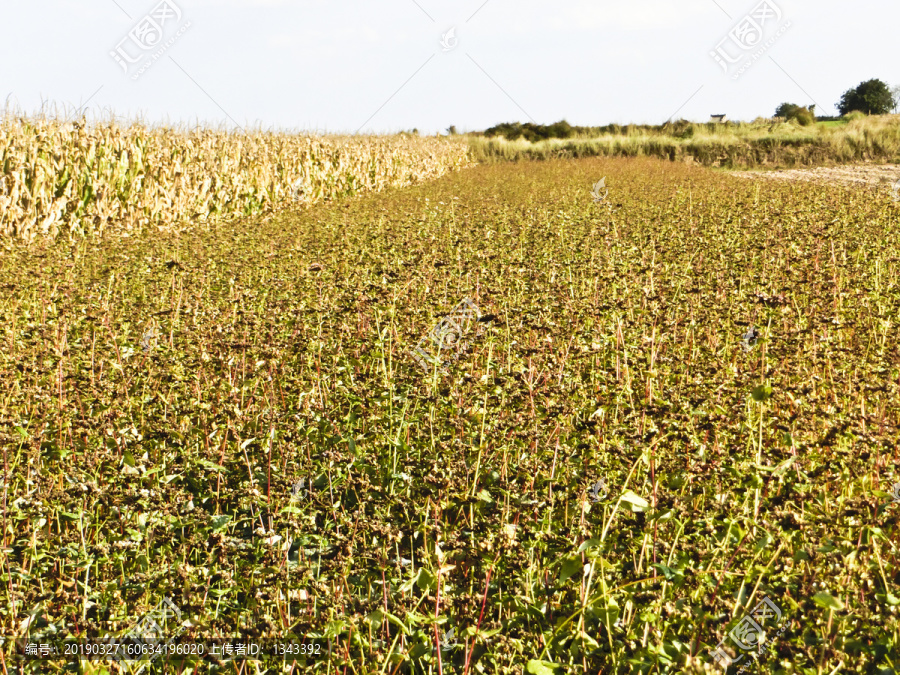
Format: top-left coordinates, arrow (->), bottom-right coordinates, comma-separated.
0,115 -> 475,245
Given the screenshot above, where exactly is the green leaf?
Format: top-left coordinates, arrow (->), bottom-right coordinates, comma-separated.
415,567 -> 437,592
753,532 -> 774,552
751,384 -> 773,402
666,474 -> 686,490
577,632 -> 600,651
383,611 -> 410,634
398,573 -> 418,594
123,451 -> 135,468
620,490 -> 649,511
477,489 -> 492,503
210,515 -> 231,531
577,538 -> 602,554
650,563 -> 674,580
324,620 -> 347,639
526,659 -> 560,675
478,627 -> 502,639
812,592 -> 844,611
772,456 -> 797,476
596,599 -> 620,627
406,610 -> 429,626
559,556 -> 583,583
197,459 -> 226,472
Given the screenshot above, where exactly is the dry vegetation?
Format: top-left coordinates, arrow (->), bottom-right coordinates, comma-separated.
467,116 -> 900,170
2,152 -> 899,673
0,113 -> 474,245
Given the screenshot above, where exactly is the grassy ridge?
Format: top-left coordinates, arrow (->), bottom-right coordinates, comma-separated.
0,113 -> 474,246
1,156 -> 899,672
467,116 -> 900,169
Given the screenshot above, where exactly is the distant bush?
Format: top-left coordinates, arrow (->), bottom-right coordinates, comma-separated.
485,119 -> 651,141
483,120 -> 579,142
775,103 -> 815,126
794,110 -> 815,126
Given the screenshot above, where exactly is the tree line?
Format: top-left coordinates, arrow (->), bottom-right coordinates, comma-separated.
462,79 -> 899,140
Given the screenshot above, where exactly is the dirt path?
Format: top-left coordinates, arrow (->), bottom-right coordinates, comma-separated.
728,163 -> 900,196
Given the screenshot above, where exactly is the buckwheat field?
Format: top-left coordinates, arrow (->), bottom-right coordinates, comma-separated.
1,119 -> 899,674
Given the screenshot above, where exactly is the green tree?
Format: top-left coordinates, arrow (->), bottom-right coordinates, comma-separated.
774,103 -> 815,126
485,122 -> 524,140
775,102 -> 800,119
484,120 -> 576,142
837,79 -> 896,115
546,120 -> 575,139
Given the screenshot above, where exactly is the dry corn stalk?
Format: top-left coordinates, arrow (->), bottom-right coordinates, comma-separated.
0,115 -> 476,245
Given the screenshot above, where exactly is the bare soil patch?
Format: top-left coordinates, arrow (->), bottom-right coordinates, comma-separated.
729,163 -> 900,193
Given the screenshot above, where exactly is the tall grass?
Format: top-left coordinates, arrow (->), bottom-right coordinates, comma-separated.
0,111 -> 475,245
468,115 -> 900,168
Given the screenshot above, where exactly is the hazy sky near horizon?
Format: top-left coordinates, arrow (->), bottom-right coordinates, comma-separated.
0,0 -> 896,135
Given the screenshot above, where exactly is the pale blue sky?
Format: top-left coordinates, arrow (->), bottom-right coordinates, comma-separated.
0,0 -> 896,134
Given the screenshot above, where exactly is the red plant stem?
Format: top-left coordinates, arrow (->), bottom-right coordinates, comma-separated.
434,623 -> 443,675
435,565 -> 444,675
651,446 -> 657,577
464,553 -> 499,675
390,644 -> 413,675
343,623 -> 352,675
266,428 -> 272,518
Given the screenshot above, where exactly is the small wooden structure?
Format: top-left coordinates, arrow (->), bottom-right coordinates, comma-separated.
710,114 -> 728,123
